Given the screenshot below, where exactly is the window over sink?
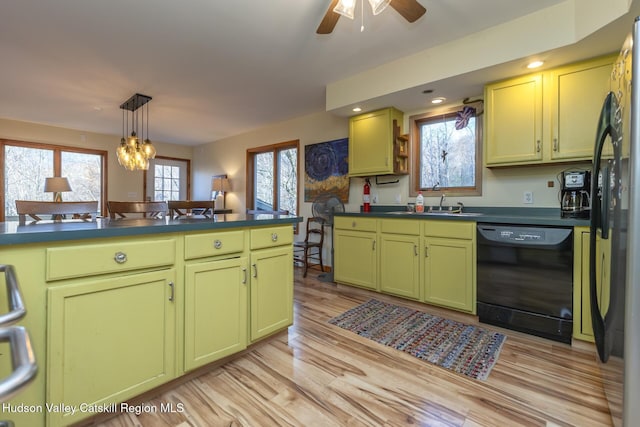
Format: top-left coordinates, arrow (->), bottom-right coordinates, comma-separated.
409,102 -> 483,197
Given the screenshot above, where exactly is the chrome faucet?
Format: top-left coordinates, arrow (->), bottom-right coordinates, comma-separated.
432,182 -> 440,191
439,194 -> 446,210
457,202 -> 464,213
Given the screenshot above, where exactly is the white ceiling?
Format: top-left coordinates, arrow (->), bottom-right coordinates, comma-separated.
0,0 -> 637,146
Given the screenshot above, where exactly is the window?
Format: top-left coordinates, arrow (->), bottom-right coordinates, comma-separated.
144,157 -> 190,201
247,140 -> 299,215
1,139 -> 107,221
409,104 -> 482,196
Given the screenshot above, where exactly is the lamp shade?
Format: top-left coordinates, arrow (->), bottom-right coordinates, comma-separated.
44,177 -> 72,193
211,177 -> 231,193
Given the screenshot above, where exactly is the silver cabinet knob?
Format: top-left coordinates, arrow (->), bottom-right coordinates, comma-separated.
114,252 -> 127,264
213,239 -> 222,249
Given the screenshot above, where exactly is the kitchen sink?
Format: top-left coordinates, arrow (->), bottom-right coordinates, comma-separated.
387,211 -> 484,217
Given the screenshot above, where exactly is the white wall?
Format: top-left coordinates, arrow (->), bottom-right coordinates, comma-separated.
0,118 -> 193,203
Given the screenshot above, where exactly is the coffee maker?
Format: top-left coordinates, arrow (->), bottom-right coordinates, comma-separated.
561,170 -> 591,218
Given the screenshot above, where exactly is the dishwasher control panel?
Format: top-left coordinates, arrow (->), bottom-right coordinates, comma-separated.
478,224 -> 572,246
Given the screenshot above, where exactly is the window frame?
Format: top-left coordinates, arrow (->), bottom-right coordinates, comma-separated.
143,156 -> 191,201
409,104 -> 483,197
0,138 -> 108,221
246,139 -> 299,216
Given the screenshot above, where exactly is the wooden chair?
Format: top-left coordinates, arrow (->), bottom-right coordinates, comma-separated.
15,200 -> 99,225
168,200 -> 214,218
107,201 -> 167,219
293,217 -> 325,277
246,209 -> 289,215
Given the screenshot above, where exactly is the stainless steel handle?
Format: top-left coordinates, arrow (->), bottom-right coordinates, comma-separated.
213,239 -> 222,249
168,281 -> 174,302
252,263 -> 257,278
553,138 -> 558,151
425,246 -> 429,257
242,267 -> 247,284
372,240 -> 376,251
271,233 -> 278,242
0,265 -> 26,327
536,140 -> 541,152
414,245 -> 418,256
0,326 -> 37,402
114,252 -> 127,264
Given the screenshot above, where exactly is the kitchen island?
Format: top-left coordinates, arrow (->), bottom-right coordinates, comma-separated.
0,213 -> 301,427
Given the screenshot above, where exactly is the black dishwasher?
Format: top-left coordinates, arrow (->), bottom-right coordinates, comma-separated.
476,224 -> 573,343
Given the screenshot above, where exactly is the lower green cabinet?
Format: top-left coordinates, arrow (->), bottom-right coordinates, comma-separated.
47,269 -> 177,427
250,246 -> 293,341
423,237 -> 474,312
184,257 -> 248,371
379,232 -> 420,299
334,230 -> 378,290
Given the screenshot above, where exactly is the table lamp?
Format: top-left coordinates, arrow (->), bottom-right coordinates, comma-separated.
211,176 -> 231,210
44,177 -> 72,202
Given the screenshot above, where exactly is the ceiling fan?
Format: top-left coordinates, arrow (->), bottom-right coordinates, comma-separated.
317,0 -> 427,34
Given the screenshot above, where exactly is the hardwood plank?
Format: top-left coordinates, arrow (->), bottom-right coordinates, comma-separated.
85,269 -> 619,427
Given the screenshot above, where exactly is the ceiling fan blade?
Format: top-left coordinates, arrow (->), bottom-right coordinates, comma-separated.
390,0 -> 427,23
317,0 -> 341,34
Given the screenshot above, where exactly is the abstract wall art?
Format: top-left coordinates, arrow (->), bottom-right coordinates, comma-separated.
304,138 -> 349,202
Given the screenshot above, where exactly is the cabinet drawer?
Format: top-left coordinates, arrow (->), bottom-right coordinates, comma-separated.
334,216 -> 377,232
380,219 -> 420,235
46,238 -> 176,281
185,230 -> 245,260
424,220 -> 475,240
250,226 -> 293,250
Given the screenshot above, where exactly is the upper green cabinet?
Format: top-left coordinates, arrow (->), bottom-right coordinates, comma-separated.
349,107 -> 404,176
485,55 -> 614,167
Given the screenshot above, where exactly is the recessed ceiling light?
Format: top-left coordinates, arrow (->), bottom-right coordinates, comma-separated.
527,60 -> 544,69
352,107 -> 362,112
431,97 -> 446,104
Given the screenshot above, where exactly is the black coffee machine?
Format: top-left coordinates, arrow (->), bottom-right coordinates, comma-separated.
561,170 -> 591,218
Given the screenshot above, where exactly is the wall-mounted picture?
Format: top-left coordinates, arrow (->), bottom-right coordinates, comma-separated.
304,138 -> 349,202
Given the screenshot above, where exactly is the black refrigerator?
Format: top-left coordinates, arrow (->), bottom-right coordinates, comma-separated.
591,17 -> 640,426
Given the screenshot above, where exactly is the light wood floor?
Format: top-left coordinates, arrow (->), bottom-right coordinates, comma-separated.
85,269 -> 621,427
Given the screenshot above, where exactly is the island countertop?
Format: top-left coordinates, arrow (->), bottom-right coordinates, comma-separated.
0,213 -> 302,245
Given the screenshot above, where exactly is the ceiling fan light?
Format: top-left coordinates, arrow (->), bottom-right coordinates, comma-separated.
333,0 -> 356,20
368,0 -> 391,15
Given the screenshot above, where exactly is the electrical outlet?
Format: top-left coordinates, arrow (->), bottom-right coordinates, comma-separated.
523,191 -> 534,204
395,193 -> 402,203
372,194 -> 378,204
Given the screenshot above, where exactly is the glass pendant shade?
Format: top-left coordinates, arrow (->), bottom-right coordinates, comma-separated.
117,94 -> 156,171
333,0 -> 356,19
368,0 -> 391,15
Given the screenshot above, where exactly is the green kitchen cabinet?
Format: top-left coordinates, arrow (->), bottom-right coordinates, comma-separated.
334,216 -> 378,290
572,226 -> 612,342
349,107 -> 404,176
379,219 -> 420,299
184,257 -> 248,371
422,221 -> 476,313
249,226 -> 294,341
485,55 -> 614,166
485,73 -> 544,166
47,268 -> 177,427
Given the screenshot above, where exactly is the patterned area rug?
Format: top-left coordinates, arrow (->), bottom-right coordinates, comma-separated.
328,299 -> 506,381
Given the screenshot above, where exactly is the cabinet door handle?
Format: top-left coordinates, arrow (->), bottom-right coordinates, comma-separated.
414,244 -> 418,256
114,252 -> 127,264
252,263 -> 257,278
536,140 -> 541,152
271,233 -> 278,242
372,240 -> 376,251
213,239 -> 222,249
242,267 -> 247,284
425,246 -> 429,257
168,281 -> 174,302
553,138 -> 558,151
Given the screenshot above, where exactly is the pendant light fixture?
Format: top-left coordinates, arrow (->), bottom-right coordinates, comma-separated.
333,0 -> 391,20
116,93 -> 156,171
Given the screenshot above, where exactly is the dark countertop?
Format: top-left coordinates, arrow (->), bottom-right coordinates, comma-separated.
0,213 -> 302,246
336,206 -> 590,227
